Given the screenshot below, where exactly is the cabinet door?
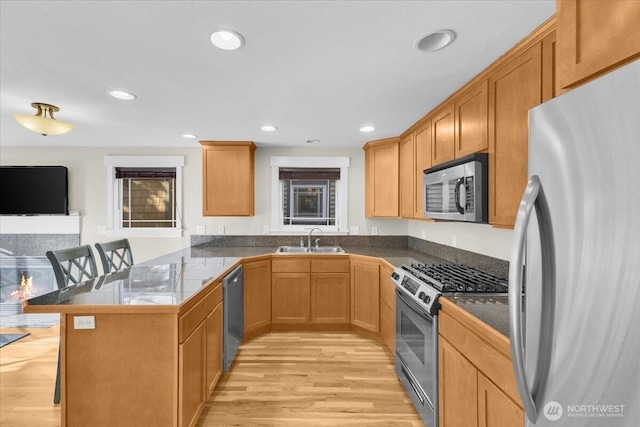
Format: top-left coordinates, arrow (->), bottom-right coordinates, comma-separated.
455,80 -> 488,158
439,338 -> 478,427
488,43 -> 542,228
364,138 -> 399,217
243,259 -> 271,337
431,104 -> 455,166
541,30 -> 567,102
413,120 -> 432,219
271,273 -> 311,323
478,373 -> 524,427
399,132 -> 415,218
378,263 -> 395,353
179,322 -> 206,427
350,258 -> 380,332
557,0 -> 640,89
311,272 -> 350,324
201,142 -> 255,216
206,302 -> 223,397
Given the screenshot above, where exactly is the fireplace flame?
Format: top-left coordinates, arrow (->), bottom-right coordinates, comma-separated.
11,272 -> 34,301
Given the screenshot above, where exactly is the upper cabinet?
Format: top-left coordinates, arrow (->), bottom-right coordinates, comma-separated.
454,80 -> 489,158
364,138 -> 399,218
201,141 -> 256,216
413,120 -> 432,219
431,104 -> 456,166
399,132 -> 415,218
556,0 -> 640,89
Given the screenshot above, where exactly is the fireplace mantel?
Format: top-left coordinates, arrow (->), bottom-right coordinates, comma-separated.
0,213 -> 80,234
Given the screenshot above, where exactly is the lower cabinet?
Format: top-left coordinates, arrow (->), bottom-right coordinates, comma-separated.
311,272 -> 350,323
350,256 -> 380,333
272,272 -> 311,323
243,257 -> 272,337
439,299 -> 523,427
178,283 -> 223,427
378,262 -> 395,353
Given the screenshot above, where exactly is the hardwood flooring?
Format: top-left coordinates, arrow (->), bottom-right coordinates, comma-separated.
0,328 -> 421,427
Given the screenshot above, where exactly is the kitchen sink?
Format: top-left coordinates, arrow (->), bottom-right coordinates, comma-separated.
275,246 -> 345,254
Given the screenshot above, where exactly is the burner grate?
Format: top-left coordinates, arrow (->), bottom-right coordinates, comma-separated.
406,263 -> 508,293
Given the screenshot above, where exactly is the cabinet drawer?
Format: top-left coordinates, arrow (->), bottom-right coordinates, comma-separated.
311,258 -> 349,273
272,257 -> 310,273
180,289 -> 214,343
202,282 -> 222,314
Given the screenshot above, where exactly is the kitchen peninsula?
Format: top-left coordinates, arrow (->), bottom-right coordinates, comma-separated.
24,242 -> 513,427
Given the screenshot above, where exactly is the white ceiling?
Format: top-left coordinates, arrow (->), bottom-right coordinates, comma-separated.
0,0 -> 555,149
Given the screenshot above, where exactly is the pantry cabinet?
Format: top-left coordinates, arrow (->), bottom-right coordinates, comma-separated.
438,299 -> 523,427
556,0 -> 640,89
399,132 -> 415,218
350,256 -> 380,333
242,257 -> 271,339
364,138 -> 399,217
200,141 -> 256,216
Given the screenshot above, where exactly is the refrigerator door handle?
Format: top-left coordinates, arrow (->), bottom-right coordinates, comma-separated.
509,175 -> 556,423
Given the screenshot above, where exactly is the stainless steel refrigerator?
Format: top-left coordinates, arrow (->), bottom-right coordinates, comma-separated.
509,59 -> 640,426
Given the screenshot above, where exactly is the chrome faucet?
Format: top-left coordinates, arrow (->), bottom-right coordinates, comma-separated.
308,228 -> 322,249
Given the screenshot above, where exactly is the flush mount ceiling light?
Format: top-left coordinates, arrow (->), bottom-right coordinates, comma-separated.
306,139 -> 320,144
209,29 -> 245,51
181,133 -> 198,139
109,90 -> 137,100
415,29 -> 456,52
261,125 -> 277,132
359,126 -> 375,132
12,102 -> 74,136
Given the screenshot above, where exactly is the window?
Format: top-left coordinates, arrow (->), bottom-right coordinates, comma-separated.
271,157 -> 349,233
105,156 -> 184,238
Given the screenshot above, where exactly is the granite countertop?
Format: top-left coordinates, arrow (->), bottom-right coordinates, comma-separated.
444,296 -> 511,337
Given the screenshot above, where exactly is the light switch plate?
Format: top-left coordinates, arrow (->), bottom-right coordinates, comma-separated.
196,225 -> 206,234
371,226 -> 378,235
73,315 -> 95,329
263,225 -> 269,234
349,226 -> 360,235
218,225 -> 225,234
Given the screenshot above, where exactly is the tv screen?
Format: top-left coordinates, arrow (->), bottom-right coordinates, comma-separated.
0,166 -> 69,215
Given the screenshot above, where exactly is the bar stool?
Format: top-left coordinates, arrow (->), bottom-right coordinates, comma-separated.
46,245 -> 99,404
95,239 -> 134,274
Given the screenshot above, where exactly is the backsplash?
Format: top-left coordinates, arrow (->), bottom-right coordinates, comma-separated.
0,234 -> 80,257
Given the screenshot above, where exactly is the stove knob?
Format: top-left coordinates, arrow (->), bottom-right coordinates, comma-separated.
391,272 -> 400,280
418,291 -> 426,300
424,295 -> 431,304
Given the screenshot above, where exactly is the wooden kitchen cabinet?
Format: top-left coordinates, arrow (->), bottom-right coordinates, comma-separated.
541,30 -> 567,102
399,132 -> 415,218
364,137 -> 399,217
454,80 -> 488,158
350,256 -> 380,333
179,321 -> 206,427
242,257 -> 271,339
311,258 -> 350,324
272,257 -> 311,324
205,300 -> 223,397
488,42 -> 543,228
413,120 -> 432,219
439,299 -> 523,427
431,103 -> 455,166
379,262 -> 395,353
556,0 -> 640,89
201,141 -> 256,216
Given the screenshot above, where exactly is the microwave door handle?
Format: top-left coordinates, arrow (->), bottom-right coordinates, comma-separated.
454,177 -> 465,214
508,175 -> 556,424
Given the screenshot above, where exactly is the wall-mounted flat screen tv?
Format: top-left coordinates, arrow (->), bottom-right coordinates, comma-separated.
0,166 -> 69,215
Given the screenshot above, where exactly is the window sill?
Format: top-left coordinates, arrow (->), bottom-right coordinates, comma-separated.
106,228 -> 183,238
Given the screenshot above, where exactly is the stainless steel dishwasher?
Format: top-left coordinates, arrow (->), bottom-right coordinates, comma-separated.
222,264 -> 243,371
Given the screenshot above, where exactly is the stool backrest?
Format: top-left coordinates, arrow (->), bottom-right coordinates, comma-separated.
46,245 -> 99,289
95,239 -> 134,274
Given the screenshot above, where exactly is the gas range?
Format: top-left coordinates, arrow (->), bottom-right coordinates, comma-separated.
391,263 -> 508,315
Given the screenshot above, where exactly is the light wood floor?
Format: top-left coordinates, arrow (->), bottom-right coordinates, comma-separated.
1,328 -> 421,427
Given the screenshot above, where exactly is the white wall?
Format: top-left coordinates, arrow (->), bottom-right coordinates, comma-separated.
1,146 -> 512,262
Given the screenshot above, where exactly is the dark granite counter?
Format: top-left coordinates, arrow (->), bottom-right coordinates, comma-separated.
444,296 -> 511,337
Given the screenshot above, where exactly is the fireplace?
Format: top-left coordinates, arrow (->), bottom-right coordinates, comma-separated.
0,256 -> 57,315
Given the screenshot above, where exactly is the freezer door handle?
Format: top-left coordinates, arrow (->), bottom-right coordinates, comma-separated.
509,175 -> 556,423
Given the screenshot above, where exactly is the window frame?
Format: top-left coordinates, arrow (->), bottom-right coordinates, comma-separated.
270,156 -> 349,234
104,155 -> 184,238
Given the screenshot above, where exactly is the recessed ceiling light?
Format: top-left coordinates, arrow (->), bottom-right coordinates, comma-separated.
209,29 -> 245,51
360,126 -> 375,132
181,133 -> 198,139
109,90 -> 137,101
306,139 -> 320,144
261,125 -> 277,132
415,29 -> 456,52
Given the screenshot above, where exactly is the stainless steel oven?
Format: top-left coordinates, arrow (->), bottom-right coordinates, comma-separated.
396,289 -> 438,427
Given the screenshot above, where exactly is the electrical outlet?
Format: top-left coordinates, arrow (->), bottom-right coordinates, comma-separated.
97,226 -> 107,234
349,226 -> 360,235
218,225 -> 225,234
73,315 -> 95,330
421,229 -> 427,239
196,225 -> 206,234
371,226 -> 378,235
451,235 -> 457,247
263,225 -> 269,234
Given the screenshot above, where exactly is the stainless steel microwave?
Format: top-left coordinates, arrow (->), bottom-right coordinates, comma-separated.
423,153 -> 488,222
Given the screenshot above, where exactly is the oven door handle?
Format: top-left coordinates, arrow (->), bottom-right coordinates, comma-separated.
396,289 -> 433,321
509,175 -> 556,424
